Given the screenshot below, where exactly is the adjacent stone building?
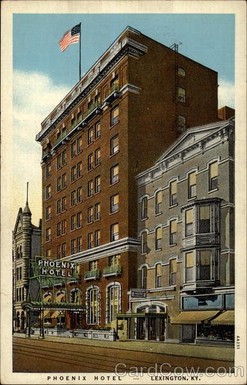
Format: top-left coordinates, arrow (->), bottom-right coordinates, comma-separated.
12,193 -> 42,332
126,117 -> 234,343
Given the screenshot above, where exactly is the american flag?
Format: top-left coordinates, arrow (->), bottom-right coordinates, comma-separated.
59,24 -> 81,52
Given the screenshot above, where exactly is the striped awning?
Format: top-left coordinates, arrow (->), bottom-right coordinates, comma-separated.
171,311 -> 219,324
211,310 -> 234,325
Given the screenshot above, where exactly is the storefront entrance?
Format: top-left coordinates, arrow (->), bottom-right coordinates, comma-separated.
136,304 -> 167,341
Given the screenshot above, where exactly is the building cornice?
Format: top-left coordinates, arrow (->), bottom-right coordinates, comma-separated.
60,237 -> 140,264
36,32 -> 147,143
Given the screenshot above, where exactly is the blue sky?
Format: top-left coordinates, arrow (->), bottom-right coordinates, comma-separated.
12,13 -> 235,226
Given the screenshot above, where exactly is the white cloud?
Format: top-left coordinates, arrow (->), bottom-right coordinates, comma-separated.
218,78 -> 235,109
11,70 -> 70,226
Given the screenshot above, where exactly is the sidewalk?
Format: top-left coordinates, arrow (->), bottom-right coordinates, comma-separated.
13,333 -> 234,362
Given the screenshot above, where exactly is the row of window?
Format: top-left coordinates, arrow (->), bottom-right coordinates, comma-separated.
140,248 -> 218,289
141,202 -> 219,253
16,287 -> 25,302
141,162 -> 218,219
45,164 -> 120,200
46,223 -> 120,256
44,102 -> 120,167
46,193 -> 119,222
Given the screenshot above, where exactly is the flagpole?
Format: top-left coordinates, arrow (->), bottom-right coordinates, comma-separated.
79,23 -> 81,80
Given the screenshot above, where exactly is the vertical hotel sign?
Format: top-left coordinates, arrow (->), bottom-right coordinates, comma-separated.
37,259 -> 77,278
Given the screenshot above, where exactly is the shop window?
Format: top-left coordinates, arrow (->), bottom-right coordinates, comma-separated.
209,161 -> 218,191
188,171 -> 197,199
155,227 -> 162,250
170,180 -> 177,206
110,193 -> 119,213
155,191 -> 162,215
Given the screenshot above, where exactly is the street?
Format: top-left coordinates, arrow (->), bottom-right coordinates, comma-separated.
13,336 -> 234,374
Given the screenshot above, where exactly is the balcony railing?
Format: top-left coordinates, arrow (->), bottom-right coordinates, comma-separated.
84,270 -> 100,280
103,265 -> 122,277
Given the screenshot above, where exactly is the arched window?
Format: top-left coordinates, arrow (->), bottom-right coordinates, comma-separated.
70,288 -> 81,304
155,191 -> 162,215
141,197 -> 148,219
106,283 -> 121,324
86,286 -> 100,325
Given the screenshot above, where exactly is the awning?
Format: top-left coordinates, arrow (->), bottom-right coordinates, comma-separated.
51,311 -> 65,319
211,310 -> 234,325
171,311 -> 219,324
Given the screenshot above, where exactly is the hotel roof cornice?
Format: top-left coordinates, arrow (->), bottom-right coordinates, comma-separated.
36,26 -> 147,143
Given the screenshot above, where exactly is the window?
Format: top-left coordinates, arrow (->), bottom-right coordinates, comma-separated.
46,249 -> 51,259
87,206 -> 94,223
155,227 -> 162,250
77,212 -> 83,228
95,230 -> 101,247
141,266 -> 147,289
71,215 -> 76,231
141,231 -> 148,254
155,191 -> 162,215
110,223 -> 119,241
71,141 -> 77,158
95,148 -> 101,166
77,187 -> 83,203
89,260 -> 98,271
169,259 -> 177,285
71,239 -> 77,254
110,74 -> 119,91
107,284 -> 120,323
88,180 -> 94,197
88,127 -> 94,144
170,180 -> 177,206
209,161 -> 218,191
61,196 -> 66,211
88,232 -> 94,249
109,255 -> 120,266
61,173 -> 66,189
77,237 -> 82,252
57,150 -> 67,169
77,161 -> 83,178
46,227 -> 51,242
188,171 -> 197,199
45,185 -> 51,199
155,263 -> 162,288
95,122 -> 101,139
61,243 -> 66,258
178,67 -> 186,77
177,87 -> 186,103
71,166 -> 76,182
88,153 -> 93,170
177,115 -> 186,131
71,190 -> 76,206
95,203 -> 101,220
110,164 -> 119,184
141,197 -> 148,219
45,206 -> 51,220
95,176 -> 101,193
169,219 -> 177,245
185,252 -> 195,282
77,136 -> 83,153
87,287 -> 99,325
198,205 -> 210,233
185,208 -> 193,236
57,176 -> 62,192
45,163 -> 51,178
197,250 -> 211,280
110,135 -> 119,155
110,194 -> 119,213
110,105 -> 119,126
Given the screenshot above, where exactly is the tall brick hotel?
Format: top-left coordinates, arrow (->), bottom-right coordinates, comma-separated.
35,26 -> 220,331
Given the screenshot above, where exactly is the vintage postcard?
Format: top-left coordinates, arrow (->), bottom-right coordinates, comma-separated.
1,1 -> 246,384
